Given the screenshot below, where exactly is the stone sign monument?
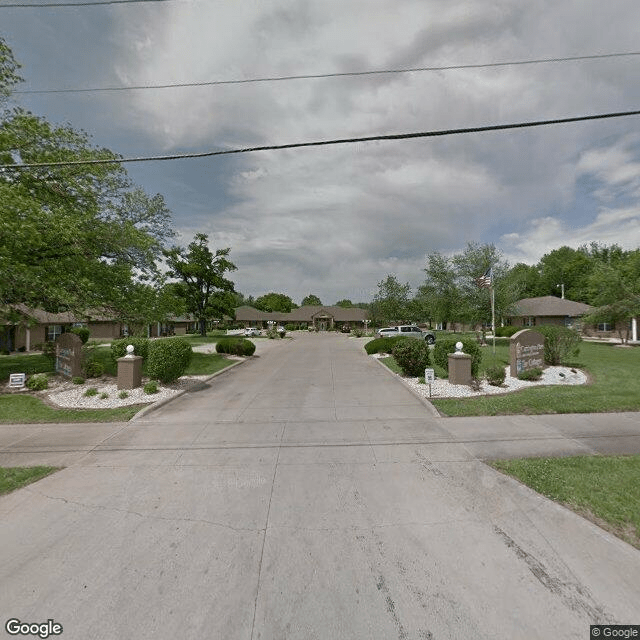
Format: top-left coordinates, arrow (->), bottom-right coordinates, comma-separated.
55,333 -> 83,379
510,329 -> 545,378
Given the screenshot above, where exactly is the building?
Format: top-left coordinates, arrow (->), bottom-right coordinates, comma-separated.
234,305 -> 368,331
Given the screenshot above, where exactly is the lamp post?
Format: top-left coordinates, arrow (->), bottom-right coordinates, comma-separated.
557,283 -> 565,299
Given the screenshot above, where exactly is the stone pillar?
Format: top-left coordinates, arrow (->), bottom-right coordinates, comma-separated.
448,342 -> 472,385
117,345 -> 143,390
632,317 -> 638,343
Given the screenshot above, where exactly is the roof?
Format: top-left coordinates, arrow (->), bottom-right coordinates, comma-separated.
235,305 -> 368,322
510,296 -> 593,317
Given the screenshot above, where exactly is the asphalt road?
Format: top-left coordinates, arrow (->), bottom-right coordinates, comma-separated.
1,332 -> 639,639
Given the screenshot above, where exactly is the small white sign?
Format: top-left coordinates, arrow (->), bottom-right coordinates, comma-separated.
9,373 -> 26,388
424,368 -> 435,384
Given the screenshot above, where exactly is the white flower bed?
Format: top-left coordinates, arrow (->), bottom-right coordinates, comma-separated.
372,354 -> 587,398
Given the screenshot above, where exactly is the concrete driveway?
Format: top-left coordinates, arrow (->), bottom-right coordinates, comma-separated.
1,332 -> 639,639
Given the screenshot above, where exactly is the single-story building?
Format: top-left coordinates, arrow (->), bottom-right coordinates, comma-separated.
505,296 -> 638,341
0,305 -> 199,352
234,305 -> 369,331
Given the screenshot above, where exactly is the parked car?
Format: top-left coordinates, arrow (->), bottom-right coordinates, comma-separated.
377,325 -> 436,344
243,327 -> 261,337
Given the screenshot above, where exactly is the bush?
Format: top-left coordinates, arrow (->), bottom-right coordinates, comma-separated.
485,365 -> 506,386
495,326 -> 521,338
432,338 -> 483,378
69,326 -> 90,344
26,373 -> 48,390
352,328 -> 364,338
72,376 -> 84,385
83,387 -> 98,397
518,367 -> 543,381
118,390 -> 129,399
391,340 -> 431,377
99,392 -> 109,399
146,338 -> 193,383
143,380 -> 159,394
364,336 -> 408,355
537,325 -> 581,365
215,337 -> 256,356
42,342 -> 56,360
111,337 -> 150,363
84,360 -> 104,378
266,329 -> 278,339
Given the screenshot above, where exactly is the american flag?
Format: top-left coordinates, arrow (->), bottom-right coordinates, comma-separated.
476,267 -> 493,288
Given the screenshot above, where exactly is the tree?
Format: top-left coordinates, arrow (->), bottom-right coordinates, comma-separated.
0,38 -> 175,318
335,299 -> 353,308
537,246 -> 593,302
419,252 -> 462,327
301,294 -> 322,306
370,275 -> 411,326
164,234 -> 237,335
254,292 -> 294,313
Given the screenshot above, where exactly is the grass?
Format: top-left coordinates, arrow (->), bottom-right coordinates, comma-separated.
0,466 -> 61,496
374,340 -> 640,416
0,395 -> 141,423
492,455 -> 640,549
184,352 -> 237,376
0,353 -> 54,379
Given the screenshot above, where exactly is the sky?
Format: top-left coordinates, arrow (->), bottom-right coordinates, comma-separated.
3,0 -> 640,305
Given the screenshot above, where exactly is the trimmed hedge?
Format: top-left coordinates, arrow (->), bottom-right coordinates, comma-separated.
111,337 -> 150,362
69,326 -> 90,344
215,337 -> 256,356
364,336 -> 408,355
146,338 -> 193,383
392,339 -> 431,377
433,338 -> 482,378
485,365 -> 506,386
495,326 -> 521,338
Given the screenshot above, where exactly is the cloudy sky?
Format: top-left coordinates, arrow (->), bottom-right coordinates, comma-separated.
3,0 -> 640,304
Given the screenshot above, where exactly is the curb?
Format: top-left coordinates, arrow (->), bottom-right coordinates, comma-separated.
371,354 -> 442,418
130,357 -> 250,422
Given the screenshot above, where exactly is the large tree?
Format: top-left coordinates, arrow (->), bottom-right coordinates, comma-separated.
164,234 -> 237,335
254,292 -> 295,313
301,294 -> 322,306
0,38 -> 174,318
369,275 -> 411,326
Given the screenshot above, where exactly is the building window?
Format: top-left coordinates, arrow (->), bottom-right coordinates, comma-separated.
524,317 -> 535,327
46,325 -> 63,341
597,323 -> 612,332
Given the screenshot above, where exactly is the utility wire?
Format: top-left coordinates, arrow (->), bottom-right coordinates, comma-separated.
2,109 -> 639,170
1,0 -> 174,7
15,51 -> 640,94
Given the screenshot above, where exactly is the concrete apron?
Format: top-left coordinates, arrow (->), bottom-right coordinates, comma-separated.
0,332 -> 639,640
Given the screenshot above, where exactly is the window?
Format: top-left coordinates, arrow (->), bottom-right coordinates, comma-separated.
597,323 -> 612,332
524,317 -> 535,327
46,325 -> 63,341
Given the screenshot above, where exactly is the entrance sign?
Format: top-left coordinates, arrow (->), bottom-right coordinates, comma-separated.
55,333 -> 83,379
510,329 -> 545,377
9,373 -> 26,388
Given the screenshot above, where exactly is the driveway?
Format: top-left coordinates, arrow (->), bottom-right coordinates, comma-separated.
1,332 -> 639,639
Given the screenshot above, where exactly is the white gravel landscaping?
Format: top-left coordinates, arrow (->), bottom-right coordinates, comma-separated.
371,354 -> 587,398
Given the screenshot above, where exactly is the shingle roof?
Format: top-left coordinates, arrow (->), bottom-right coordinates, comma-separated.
511,296 -> 593,317
235,305 -> 368,322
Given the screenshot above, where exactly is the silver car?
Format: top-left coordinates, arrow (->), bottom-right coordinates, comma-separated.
377,325 -> 436,344
243,327 -> 261,337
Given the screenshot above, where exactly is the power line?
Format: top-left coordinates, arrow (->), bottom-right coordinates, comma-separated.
15,51 -> 640,95
1,0 -> 174,7
2,109 -> 639,170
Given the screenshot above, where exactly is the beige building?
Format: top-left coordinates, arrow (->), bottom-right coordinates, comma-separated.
234,305 -> 368,331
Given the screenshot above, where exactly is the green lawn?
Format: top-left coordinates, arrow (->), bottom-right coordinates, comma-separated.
492,455 -> 640,549
376,340 -> 640,416
184,352 -> 237,376
0,466 -> 61,496
0,395 -> 142,423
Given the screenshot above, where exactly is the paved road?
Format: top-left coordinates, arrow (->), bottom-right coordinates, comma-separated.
1,333 -> 639,639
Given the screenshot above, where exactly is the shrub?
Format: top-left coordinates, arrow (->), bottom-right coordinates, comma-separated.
26,373 -> 48,390
495,326 -> 521,338
266,329 -> 278,339
391,339 -> 431,377
99,392 -> 109,399
146,338 -> 193,383
215,337 -> 256,356
485,365 -> 506,386
537,325 -> 581,365
110,337 -> 150,363
364,336 -> 408,355
432,338 -> 482,378
72,376 -> 85,385
84,360 -> 104,378
42,341 -> 56,360
118,390 -> 129,399
352,328 -> 364,338
83,387 -> 98,397
143,380 -> 159,394
518,367 -> 543,381
69,326 -> 90,344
